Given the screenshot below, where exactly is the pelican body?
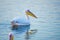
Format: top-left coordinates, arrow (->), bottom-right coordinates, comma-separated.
11,17 -> 30,29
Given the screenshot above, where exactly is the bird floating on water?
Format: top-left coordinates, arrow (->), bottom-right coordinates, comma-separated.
11,10 -> 37,29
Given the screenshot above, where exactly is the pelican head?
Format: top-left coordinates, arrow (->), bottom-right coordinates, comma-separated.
9,32 -> 14,40
25,10 -> 37,18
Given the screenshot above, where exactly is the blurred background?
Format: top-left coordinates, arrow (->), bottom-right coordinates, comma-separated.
0,0 -> 60,40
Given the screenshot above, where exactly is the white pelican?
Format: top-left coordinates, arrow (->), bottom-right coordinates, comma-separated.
11,10 -> 37,29
9,32 -> 14,40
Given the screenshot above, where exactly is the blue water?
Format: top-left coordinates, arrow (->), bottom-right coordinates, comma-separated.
0,0 -> 60,40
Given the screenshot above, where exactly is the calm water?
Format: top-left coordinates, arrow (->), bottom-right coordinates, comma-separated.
0,0 -> 60,40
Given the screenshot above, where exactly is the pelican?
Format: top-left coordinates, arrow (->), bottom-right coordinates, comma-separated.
11,10 -> 37,29
9,32 -> 14,40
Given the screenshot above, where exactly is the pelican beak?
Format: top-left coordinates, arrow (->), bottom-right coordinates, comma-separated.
26,10 -> 37,18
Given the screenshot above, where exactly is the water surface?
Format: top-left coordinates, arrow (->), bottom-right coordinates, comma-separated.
0,0 -> 60,40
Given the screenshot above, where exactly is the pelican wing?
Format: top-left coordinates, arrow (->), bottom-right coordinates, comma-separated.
26,10 -> 37,18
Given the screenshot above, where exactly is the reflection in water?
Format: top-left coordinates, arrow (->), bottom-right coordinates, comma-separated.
11,24 -> 30,40
11,24 -> 30,34
11,24 -> 37,40
25,30 -> 30,40
25,29 -> 38,40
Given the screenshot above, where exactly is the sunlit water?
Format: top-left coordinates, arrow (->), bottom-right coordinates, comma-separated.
0,0 -> 60,40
